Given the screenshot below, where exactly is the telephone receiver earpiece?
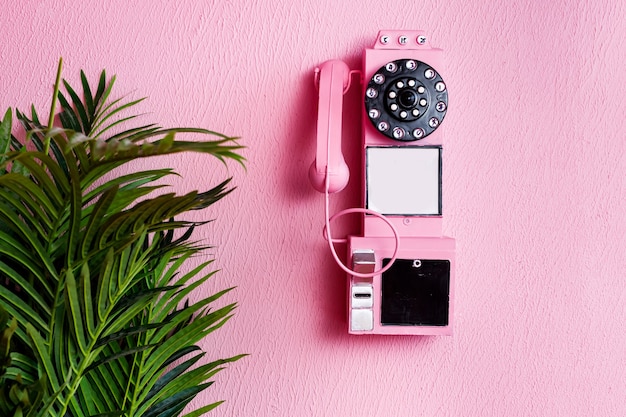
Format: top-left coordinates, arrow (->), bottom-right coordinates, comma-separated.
309,60 -> 351,193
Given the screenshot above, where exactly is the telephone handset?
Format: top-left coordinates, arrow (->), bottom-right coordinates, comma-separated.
309,31 -> 455,335
308,60 -> 352,193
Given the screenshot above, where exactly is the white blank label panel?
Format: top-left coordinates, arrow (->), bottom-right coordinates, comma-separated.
366,147 -> 441,215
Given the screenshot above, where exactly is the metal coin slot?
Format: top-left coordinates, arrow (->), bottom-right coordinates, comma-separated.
354,292 -> 372,299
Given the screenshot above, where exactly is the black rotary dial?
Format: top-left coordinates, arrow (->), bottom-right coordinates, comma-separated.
364,59 -> 448,141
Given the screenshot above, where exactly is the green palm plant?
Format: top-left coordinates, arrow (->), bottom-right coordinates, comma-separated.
0,59 -> 245,416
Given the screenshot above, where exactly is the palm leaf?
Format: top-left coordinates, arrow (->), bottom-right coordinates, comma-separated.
0,109 -> 12,173
0,59 -> 245,417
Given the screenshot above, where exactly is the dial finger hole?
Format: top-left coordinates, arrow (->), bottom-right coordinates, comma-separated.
392,127 -> 405,139
366,87 -> 378,98
385,62 -> 398,73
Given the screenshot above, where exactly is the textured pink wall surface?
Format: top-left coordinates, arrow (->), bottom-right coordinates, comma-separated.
1,0 -> 625,416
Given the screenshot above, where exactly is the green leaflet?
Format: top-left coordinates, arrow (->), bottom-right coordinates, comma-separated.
0,108 -> 12,173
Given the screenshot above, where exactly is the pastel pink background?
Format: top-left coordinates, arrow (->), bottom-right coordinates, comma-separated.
2,0 -> 625,416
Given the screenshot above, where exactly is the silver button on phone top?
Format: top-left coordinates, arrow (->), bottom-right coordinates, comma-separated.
424,68 -> 435,79
417,86 -> 425,94
436,101 -> 447,112
366,88 -> 378,98
406,60 -> 417,70
377,121 -> 389,131
413,128 -> 425,138
373,73 -> 385,84
429,117 -> 439,128
419,98 -> 427,107
435,81 -> 446,92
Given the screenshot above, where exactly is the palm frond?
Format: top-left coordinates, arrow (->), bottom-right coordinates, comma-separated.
0,59 -> 245,417
0,109 -> 12,174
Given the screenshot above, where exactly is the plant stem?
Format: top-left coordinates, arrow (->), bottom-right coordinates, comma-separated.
45,57 -> 63,155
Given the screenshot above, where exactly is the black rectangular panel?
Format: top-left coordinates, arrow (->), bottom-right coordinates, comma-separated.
381,258 -> 450,326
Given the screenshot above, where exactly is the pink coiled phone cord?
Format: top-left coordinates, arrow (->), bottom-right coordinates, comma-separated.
322,148 -> 400,279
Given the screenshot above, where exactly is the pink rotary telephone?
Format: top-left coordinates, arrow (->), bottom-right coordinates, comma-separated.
310,30 -> 455,335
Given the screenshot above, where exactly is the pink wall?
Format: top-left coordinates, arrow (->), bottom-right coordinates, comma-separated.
2,0 -> 625,415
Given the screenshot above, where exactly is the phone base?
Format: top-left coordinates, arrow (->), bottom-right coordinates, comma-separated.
347,235 -> 455,335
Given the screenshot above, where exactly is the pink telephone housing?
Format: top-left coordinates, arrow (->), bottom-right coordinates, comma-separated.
312,30 -> 455,335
